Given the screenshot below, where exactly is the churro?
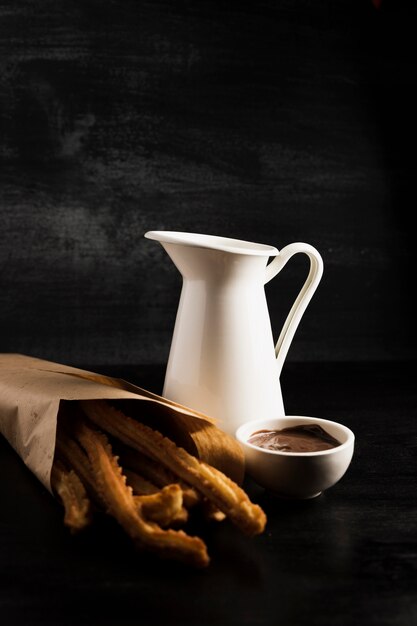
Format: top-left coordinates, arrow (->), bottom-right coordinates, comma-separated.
51,460 -> 92,533
52,399 -> 266,566
116,442 -> 200,508
80,400 -> 266,536
74,418 -> 209,567
124,469 -> 188,526
132,485 -> 188,527
55,431 -> 105,508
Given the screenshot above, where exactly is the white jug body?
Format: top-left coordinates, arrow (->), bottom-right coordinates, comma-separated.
145,232 -> 323,436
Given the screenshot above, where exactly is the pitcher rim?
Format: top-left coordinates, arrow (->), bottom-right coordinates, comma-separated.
144,231 -> 279,256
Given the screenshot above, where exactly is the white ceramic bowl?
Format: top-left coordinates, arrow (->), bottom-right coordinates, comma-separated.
236,416 -> 355,499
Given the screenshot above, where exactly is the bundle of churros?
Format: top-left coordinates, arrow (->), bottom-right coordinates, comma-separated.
51,400 -> 267,567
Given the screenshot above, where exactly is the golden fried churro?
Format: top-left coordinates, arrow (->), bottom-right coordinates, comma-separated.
117,444 -> 223,522
124,470 -> 188,526
80,400 -> 266,536
74,418 -> 209,567
51,460 -> 92,533
117,442 -> 200,508
58,430 -> 188,528
55,432 -> 105,509
132,484 -> 188,527
121,454 -> 219,524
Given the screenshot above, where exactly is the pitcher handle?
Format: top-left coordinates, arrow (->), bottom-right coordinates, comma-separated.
264,243 -> 324,377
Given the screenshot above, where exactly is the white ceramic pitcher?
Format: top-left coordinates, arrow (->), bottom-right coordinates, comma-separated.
145,231 -> 323,435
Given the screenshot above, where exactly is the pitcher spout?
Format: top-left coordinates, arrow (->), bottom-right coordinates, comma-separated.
145,231 -> 278,281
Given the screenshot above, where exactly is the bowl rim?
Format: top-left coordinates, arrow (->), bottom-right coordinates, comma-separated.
235,415 -> 355,457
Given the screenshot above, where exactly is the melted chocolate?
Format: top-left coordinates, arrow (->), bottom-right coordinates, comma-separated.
248,424 -> 341,453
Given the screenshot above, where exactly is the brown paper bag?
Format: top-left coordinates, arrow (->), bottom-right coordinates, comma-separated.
0,354 -> 244,492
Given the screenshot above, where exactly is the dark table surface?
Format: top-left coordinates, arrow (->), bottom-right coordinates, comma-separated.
1,361 -> 416,626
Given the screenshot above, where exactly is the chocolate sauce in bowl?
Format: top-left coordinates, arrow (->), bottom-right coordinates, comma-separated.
247,424 -> 341,453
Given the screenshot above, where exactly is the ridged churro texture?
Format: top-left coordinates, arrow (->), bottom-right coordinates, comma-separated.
74,419 -> 210,568
51,460 -> 92,533
52,399 -> 266,566
80,400 -> 266,537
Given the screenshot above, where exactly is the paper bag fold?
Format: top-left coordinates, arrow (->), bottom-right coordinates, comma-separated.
0,354 -> 244,492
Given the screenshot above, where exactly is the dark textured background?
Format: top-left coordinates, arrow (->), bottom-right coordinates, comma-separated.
0,0 -> 416,367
